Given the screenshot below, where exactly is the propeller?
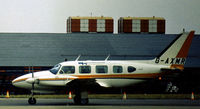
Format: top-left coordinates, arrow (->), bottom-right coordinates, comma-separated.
25,67 -> 36,96
31,66 -> 34,97
25,66 -> 39,88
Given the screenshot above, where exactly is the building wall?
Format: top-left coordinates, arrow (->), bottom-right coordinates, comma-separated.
0,33 -> 199,67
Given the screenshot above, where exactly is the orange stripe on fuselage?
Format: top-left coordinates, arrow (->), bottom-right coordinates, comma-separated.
13,73 -> 162,83
39,73 -> 161,81
12,78 -> 27,83
170,64 -> 184,70
74,73 -> 160,79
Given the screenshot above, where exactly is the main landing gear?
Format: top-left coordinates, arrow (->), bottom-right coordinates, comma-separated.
27,91 -> 89,105
73,91 -> 89,105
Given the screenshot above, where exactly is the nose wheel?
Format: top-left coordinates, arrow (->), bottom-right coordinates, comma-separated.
28,97 -> 36,105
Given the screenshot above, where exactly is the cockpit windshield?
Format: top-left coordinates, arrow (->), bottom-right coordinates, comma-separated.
49,64 -> 61,74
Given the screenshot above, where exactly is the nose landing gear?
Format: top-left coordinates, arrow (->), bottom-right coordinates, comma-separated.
28,97 -> 36,105
28,89 -> 36,105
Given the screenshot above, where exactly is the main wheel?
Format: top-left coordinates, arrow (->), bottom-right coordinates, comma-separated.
74,95 -> 89,105
74,95 -> 81,104
81,98 -> 88,105
28,97 -> 36,105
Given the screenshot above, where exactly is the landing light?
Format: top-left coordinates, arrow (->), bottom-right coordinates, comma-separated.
158,77 -> 162,80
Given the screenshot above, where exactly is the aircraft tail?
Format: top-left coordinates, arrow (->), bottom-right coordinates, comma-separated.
154,31 -> 195,70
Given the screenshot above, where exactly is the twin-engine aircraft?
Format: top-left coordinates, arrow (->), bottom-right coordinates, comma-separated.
12,31 -> 195,105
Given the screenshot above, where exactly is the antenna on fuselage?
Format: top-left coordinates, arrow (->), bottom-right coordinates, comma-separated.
75,54 -> 81,61
105,54 -> 110,61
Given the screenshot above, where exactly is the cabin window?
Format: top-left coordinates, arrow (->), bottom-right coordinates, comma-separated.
59,66 -> 75,74
128,66 -> 136,73
50,64 -> 61,74
79,66 -> 91,73
113,66 -> 123,73
96,65 -> 108,73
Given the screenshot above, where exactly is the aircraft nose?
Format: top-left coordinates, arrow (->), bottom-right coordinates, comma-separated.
12,76 -> 23,87
12,75 -> 30,88
12,78 -> 18,87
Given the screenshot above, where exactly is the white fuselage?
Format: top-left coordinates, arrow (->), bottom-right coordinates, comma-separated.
12,60 -> 168,93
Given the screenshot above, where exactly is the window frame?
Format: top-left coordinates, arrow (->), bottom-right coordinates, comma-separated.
113,65 -> 123,73
79,65 -> 91,74
50,64 -> 61,75
127,66 -> 136,73
59,66 -> 75,74
96,65 -> 108,74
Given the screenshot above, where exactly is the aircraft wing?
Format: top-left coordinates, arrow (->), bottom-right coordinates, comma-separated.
161,68 -> 182,72
64,78 -> 103,92
160,68 -> 182,78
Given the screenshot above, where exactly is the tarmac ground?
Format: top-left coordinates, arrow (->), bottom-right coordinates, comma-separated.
0,98 -> 199,109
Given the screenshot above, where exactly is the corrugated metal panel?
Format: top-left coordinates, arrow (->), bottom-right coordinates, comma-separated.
157,20 -> 165,33
97,19 -> 105,32
71,19 -> 80,32
118,17 -> 165,33
149,20 -> 157,33
80,19 -> 89,24
0,33 -> 199,67
132,19 -> 141,32
89,19 -> 97,32
97,23 -> 105,28
123,19 -> 132,33
97,28 -> 105,32
80,19 -> 89,32
141,20 -> 149,32
67,16 -> 113,33
105,19 -> 113,33
97,19 -> 105,24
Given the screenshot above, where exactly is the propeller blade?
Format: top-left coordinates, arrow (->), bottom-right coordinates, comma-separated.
32,66 -> 34,78
32,83 -> 34,92
30,66 -> 34,95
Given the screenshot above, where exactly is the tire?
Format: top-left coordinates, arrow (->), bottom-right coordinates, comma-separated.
81,98 -> 89,105
74,95 -> 81,104
74,96 -> 89,105
28,97 -> 36,105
